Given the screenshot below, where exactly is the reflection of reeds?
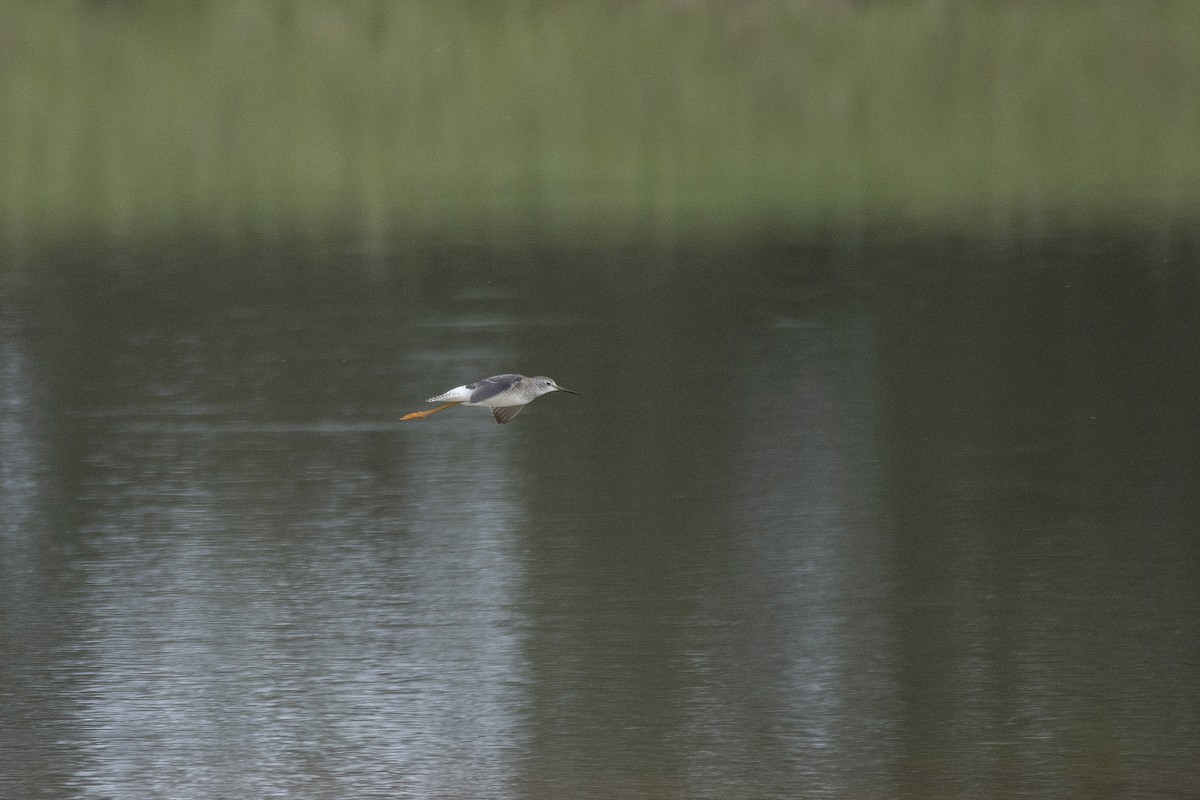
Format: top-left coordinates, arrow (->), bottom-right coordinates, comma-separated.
2,1 -> 1198,248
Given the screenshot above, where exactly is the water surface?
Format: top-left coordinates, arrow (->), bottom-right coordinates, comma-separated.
2,234 -> 1198,798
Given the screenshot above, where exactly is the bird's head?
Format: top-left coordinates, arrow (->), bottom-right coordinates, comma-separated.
531,377 -> 579,397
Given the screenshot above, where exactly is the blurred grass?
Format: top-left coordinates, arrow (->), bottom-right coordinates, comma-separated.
2,0 -> 1198,253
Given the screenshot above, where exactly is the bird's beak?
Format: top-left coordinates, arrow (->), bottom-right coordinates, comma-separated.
556,386 -> 580,396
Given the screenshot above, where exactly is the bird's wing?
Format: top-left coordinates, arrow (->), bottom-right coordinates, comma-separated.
491,405 -> 525,424
469,374 -> 523,403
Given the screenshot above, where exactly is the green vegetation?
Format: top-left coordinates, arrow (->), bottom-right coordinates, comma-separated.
2,1 -> 1198,251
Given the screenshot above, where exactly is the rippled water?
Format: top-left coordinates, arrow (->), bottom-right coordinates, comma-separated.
2,235 -> 1198,798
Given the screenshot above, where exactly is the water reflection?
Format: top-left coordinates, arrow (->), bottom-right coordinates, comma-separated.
65,424 -> 531,797
678,299 -> 897,797
880,262 -> 1200,798
1,234 -> 1199,799
38,298 -> 534,798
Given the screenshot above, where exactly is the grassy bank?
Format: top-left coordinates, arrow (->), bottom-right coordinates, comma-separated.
2,1 -> 1198,252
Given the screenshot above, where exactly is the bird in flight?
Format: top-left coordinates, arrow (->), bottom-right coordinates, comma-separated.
400,373 -> 579,424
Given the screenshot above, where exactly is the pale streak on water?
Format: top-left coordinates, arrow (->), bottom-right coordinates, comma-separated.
680,305 -> 896,796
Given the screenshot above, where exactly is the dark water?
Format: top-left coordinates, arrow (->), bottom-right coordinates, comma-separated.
2,234 -> 1198,799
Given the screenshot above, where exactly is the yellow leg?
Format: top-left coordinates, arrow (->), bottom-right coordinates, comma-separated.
400,402 -> 460,421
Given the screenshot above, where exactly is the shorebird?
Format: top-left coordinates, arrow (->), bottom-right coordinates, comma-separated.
400,374 -> 579,424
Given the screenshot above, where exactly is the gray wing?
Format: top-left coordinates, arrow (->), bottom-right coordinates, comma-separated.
468,374 -> 523,403
491,405 -> 525,424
